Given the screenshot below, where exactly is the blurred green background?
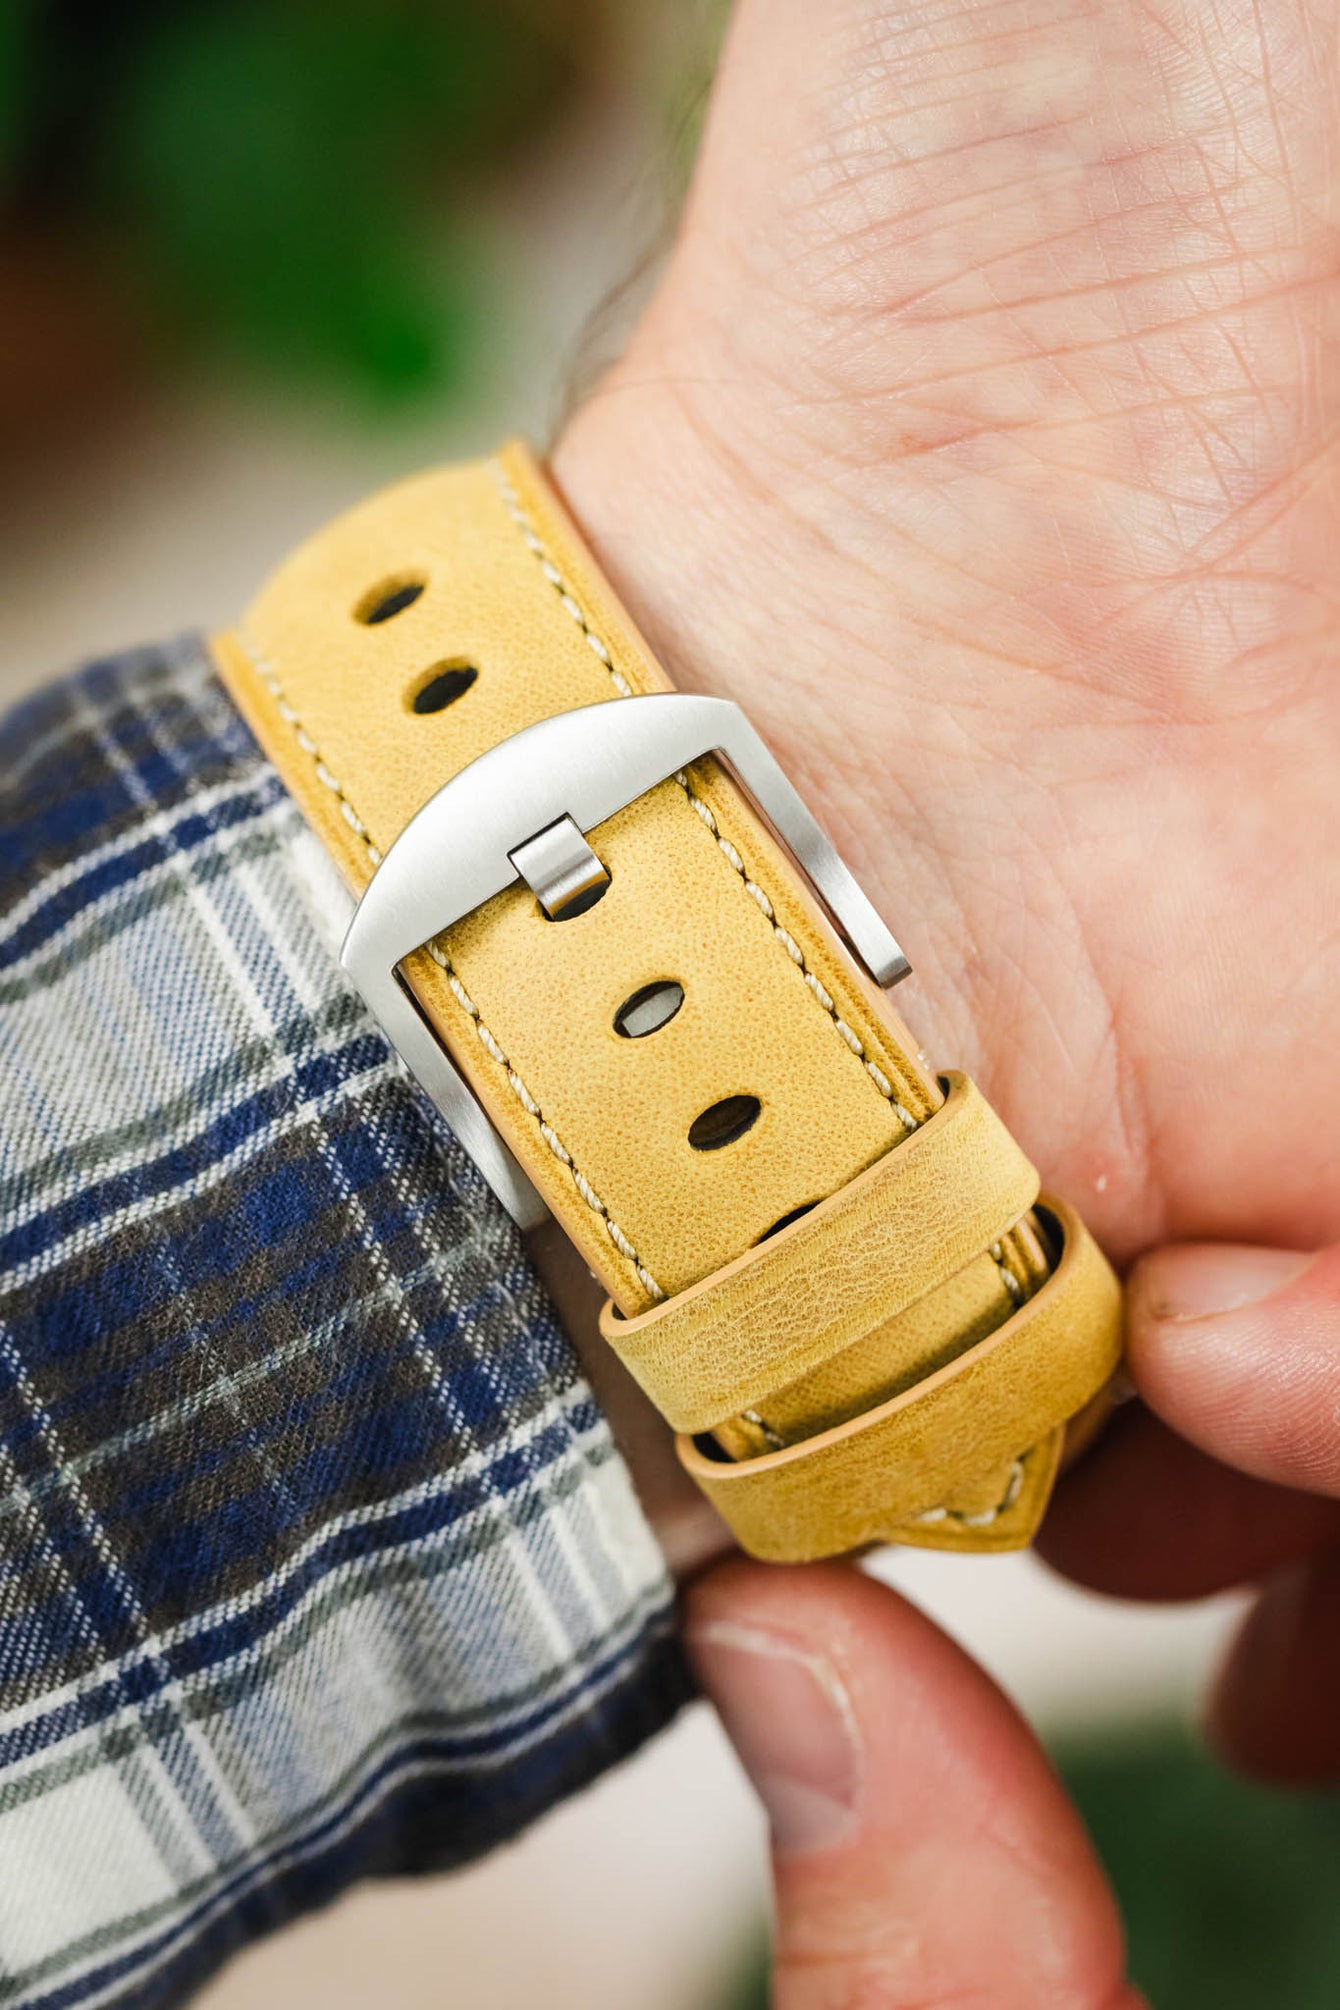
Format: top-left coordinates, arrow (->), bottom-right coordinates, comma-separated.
0,0 -> 719,453
2,6 -> 1336,2007
1062,1727 -> 1340,2009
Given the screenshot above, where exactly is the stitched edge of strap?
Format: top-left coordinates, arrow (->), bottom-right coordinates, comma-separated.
895,1428 -> 1066,1552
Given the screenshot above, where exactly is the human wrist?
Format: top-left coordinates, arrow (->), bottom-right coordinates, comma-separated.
551,377 -> 977,1071
547,188 -> 1053,1078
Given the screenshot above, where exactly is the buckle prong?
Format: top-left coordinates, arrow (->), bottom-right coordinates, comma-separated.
510,814 -> 610,921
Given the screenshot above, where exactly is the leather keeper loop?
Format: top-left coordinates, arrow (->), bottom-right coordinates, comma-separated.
676,1197 -> 1122,1562
598,1070 -> 1038,1434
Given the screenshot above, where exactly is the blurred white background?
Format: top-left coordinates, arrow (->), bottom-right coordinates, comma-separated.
0,4 -> 1245,2002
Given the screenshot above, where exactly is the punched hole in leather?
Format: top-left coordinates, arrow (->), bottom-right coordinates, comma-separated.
614,981 -> 684,1039
410,663 -> 479,715
356,575 -> 425,625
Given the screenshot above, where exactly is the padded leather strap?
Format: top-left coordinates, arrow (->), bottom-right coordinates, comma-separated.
598,1071 -> 1038,1433
212,442 -> 1122,1559
679,1199 -> 1119,1559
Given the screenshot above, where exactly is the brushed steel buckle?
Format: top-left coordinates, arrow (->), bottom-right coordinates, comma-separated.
341,694 -> 910,1229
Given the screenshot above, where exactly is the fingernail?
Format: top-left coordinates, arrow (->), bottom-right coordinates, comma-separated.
688,1619 -> 861,1856
1142,1244 -> 1312,1323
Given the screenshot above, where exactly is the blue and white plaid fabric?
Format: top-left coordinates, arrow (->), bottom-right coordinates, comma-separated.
0,638 -> 686,2009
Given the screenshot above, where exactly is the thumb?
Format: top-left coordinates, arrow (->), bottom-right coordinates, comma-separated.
1123,1244 -> 1340,1783
1126,1243 -> 1340,1496
685,1559 -> 1141,2010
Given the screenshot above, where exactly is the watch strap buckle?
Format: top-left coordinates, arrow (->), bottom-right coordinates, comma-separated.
340,692 -> 912,1226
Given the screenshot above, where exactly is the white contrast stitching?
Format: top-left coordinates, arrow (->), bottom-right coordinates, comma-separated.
913,1456 -> 1026,1529
237,642 -> 386,871
490,462 -> 920,1136
233,631 -> 666,1303
425,943 -> 664,1300
741,1408 -> 785,1452
989,1240 -> 1025,1304
675,775 -> 920,1130
493,474 -> 636,697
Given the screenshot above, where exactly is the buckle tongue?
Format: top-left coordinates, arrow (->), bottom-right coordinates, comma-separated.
510,814 -> 611,921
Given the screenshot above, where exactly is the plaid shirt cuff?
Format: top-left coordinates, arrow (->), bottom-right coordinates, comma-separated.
0,637 -> 688,2010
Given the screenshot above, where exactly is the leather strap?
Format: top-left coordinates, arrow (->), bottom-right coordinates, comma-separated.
679,1198 -> 1119,1559
212,441 -> 1122,1559
598,1071 -> 1039,1433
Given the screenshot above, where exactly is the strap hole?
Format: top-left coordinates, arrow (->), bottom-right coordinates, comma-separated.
688,1094 -> 760,1153
410,663 -> 479,715
614,981 -> 684,1039
356,577 -> 425,625
756,1200 -> 817,1243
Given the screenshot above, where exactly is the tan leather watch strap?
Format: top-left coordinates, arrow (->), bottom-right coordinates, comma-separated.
679,1197 -> 1119,1559
211,441 -> 1122,1560
597,1071 -> 1039,1434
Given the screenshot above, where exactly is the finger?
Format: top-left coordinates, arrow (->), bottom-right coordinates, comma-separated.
1040,1403 -> 1340,1602
1209,1549 -> 1340,1785
685,1558 -> 1143,2010
1127,1244 -> 1340,1498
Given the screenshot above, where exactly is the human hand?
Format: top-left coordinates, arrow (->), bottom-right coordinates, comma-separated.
685,1556 -> 1146,2008
1042,1243 -> 1340,1783
561,0 -> 1340,1250
550,0 -> 1340,1629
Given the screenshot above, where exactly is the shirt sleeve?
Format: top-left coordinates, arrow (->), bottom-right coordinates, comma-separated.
0,636 -> 688,2010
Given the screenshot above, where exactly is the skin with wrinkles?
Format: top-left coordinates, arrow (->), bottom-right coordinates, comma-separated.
562,0 -> 1340,1265
540,1 -> 1340,1999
